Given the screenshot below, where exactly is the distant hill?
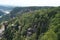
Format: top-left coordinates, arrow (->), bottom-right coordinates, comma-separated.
0,5 -> 14,15
0,11 -> 5,16
0,5 -> 14,11
10,6 -> 52,18
0,6 -> 53,23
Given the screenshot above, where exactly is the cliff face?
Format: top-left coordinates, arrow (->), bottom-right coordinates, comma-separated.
0,21 -> 8,39
0,24 -> 5,39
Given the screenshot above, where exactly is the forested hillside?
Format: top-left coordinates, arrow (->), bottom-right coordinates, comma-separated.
0,7 -> 60,40
0,7 -> 51,23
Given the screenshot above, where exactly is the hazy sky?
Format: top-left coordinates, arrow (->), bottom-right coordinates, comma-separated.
0,0 -> 60,6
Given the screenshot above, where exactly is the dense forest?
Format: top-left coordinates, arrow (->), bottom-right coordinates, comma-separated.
0,7 -> 60,40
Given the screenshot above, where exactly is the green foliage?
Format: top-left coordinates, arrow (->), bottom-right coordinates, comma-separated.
1,7 -> 60,40
39,30 -> 58,40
